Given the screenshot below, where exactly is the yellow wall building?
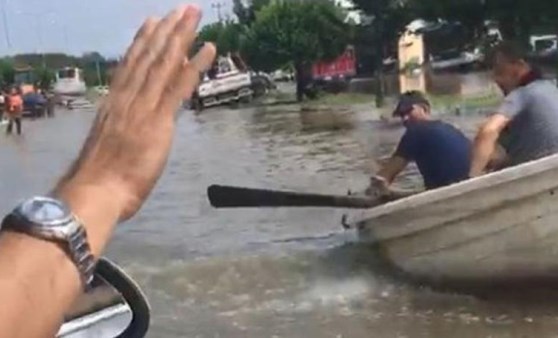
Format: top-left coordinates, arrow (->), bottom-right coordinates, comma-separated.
398,29 -> 427,94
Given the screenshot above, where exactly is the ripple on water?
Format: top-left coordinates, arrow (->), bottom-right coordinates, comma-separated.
118,244 -> 558,338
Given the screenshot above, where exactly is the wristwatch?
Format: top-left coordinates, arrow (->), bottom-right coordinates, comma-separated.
0,196 -> 96,290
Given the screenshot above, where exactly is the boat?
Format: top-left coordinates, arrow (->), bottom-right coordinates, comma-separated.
188,55 -> 253,110
53,67 -> 87,97
57,257 -> 150,337
345,153 -> 558,287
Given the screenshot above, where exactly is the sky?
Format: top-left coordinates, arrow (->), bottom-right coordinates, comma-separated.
0,0 -> 233,57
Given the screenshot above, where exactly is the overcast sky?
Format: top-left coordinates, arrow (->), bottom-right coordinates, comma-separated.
0,0 -> 232,57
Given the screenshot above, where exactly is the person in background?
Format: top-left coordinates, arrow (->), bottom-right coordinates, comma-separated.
368,90 -> 472,199
46,90 -> 55,117
0,5 -> 216,338
0,89 -> 5,120
6,86 -> 23,135
470,41 -> 558,177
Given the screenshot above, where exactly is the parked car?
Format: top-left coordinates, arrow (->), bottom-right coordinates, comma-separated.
271,69 -> 295,82
22,92 -> 48,118
251,71 -> 276,97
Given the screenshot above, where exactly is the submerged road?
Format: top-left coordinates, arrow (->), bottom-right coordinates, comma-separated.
2,101 -> 557,338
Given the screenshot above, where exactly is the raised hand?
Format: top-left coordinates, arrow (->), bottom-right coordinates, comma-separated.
56,5 -> 216,221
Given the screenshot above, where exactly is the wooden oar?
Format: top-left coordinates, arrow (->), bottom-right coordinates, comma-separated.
207,184 -> 388,209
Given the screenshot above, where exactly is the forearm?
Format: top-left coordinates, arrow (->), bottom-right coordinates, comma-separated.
0,183 -> 122,338
470,131 -> 499,177
376,167 -> 396,184
376,156 -> 408,184
0,5 -> 212,337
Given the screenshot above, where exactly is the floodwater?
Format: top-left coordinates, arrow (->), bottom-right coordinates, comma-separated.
3,96 -> 558,338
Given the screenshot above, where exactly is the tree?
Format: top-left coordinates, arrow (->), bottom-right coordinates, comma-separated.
406,0 -> 556,43
407,0 -> 486,40
0,59 -> 14,87
351,0 -> 411,107
233,0 -> 252,25
80,52 -> 108,86
243,0 -> 350,101
34,67 -> 56,90
198,21 -> 245,56
232,0 -> 271,26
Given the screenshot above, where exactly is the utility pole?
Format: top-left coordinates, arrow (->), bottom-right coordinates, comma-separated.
36,16 -> 47,69
62,23 -> 69,53
1,0 -> 11,49
95,58 -> 103,86
212,2 -> 225,23
374,13 -> 385,108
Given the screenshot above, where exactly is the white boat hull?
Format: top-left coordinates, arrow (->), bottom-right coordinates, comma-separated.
53,67 -> 87,97
348,153 -> 558,285
53,81 -> 87,97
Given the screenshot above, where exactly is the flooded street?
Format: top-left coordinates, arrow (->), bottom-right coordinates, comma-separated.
3,100 -> 558,337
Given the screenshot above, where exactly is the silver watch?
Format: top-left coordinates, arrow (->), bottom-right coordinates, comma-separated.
1,196 -> 96,290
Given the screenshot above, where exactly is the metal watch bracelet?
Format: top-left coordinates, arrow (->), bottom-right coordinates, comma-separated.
68,223 -> 96,290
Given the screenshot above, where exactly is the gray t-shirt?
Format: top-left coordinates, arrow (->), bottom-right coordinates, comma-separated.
497,80 -> 558,166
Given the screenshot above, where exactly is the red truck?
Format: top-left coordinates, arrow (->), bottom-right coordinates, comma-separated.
312,46 -> 357,82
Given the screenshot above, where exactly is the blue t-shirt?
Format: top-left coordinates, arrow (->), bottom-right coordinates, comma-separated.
395,120 -> 471,189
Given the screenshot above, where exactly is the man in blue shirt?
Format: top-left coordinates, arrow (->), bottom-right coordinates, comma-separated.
368,91 -> 472,198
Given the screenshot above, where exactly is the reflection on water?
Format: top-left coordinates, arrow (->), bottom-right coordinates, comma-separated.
2,96 -> 558,337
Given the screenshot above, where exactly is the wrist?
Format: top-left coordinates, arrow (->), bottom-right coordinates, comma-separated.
52,180 -> 124,257
469,167 -> 484,178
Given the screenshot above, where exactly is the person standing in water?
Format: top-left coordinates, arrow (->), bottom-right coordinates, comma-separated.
0,89 -> 6,120
6,87 -> 23,135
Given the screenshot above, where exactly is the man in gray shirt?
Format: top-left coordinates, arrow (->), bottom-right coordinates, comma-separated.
470,41 -> 558,177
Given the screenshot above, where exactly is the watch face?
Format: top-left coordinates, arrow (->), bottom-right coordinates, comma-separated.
18,197 -> 72,226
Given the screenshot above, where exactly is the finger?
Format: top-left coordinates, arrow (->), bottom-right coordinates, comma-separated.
110,17 -> 160,91
140,6 -> 202,108
120,6 -> 191,105
158,43 -> 216,115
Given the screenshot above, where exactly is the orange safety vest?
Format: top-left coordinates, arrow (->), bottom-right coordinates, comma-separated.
7,94 -> 23,117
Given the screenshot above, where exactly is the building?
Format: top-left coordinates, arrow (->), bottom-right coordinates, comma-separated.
397,19 -> 490,94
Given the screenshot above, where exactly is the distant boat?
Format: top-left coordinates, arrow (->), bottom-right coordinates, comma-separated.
53,67 -> 87,97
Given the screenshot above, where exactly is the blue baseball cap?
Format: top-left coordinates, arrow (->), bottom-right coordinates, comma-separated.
393,91 -> 430,117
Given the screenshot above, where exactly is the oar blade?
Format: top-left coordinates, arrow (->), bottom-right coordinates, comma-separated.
208,185 -> 280,208
207,185 -> 380,209
208,184 -> 325,208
